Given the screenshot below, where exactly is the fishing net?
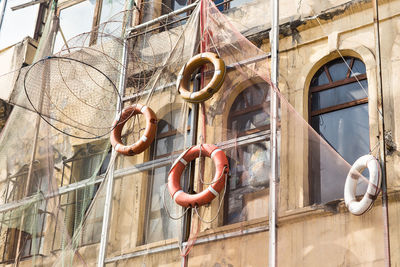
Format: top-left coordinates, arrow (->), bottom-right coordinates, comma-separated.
0,0 -> 380,266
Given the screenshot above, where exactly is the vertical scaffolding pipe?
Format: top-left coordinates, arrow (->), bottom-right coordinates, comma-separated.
0,0 -> 7,33
269,0 -> 279,266
97,2 -> 134,266
372,1 -> 391,266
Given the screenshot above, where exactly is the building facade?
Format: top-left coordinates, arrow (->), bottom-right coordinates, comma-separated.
0,0 -> 399,266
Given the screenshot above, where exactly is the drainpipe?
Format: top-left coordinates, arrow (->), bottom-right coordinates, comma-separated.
269,0 -> 279,266
372,1 -> 391,266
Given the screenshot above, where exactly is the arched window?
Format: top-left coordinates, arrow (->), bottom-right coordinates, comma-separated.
224,82 -> 271,224
145,109 -> 191,243
309,57 -> 369,203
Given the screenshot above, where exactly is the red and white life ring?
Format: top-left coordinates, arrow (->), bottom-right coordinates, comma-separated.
344,154 -> 381,215
110,104 -> 157,156
168,144 -> 229,207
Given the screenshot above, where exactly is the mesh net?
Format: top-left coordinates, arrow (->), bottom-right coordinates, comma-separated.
0,0 -> 378,266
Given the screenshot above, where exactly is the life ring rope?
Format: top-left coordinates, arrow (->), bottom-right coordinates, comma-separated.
194,170 -> 228,224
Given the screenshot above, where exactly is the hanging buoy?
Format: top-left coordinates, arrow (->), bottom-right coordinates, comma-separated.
177,52 -> 226,103
110,104 -> 157,156
344,154 -> 381,215
168,144 -> 229,207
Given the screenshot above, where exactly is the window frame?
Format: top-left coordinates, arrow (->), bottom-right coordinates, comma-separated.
309,57 -> 368,119
51,140 -> 109,251
308,56 -> 369,204
223,81 -> 272,225
142,108 -> 191,244
0,163 -> 47,264
55,0 -> 127,50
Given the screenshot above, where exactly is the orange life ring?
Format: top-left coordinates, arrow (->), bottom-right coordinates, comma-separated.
177,52 -> 226,103
168,144 -> 229,207
110,104 -> 157,156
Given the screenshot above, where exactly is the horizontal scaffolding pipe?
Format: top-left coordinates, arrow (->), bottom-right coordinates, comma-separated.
0,130 -> 270,215
105,224 -> 269,263
128,0 -> 235,39
122,53 -> 270,102
127,0 -> 199,35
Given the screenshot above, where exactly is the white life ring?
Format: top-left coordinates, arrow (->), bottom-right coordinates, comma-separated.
344,155 -> 381,216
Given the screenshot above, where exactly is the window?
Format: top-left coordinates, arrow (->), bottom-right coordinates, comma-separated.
0,0 -> 41,49
162,0 -> 189,14
54,0 -> 126,52
144,109 -> 191,243
0,100 -> 13,134
224,82 -> 272,225
52,140 -> 109,250
228,0 -> 255,9
99,0 -> 126,24
309,57 -> 369,203
54,1 -> 97,52
0,162 -> 47,263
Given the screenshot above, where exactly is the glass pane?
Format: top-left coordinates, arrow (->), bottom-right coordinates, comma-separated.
172,0 -> 188,10
156,135 -> 175,156
231,83 -> 268,112
311,104 -> 370,202
245,85 -> 265,106
213,0 -> 225,11
311,79 -> 368,111
157,120 -> 170,134
231,93 -> 246,112
351,59 -> 366,76
0,0 -> 39,49
161,0 -> 188,18
54,1 -> 96,52
230,109 -> 269,133
99,0 -> 125,24
328,58 -> 352,82
146,165 -> 180,243
225,142 -> 270,224
229,0 -> 255,9
311,104 -> 369,164
310,68 -> 329,87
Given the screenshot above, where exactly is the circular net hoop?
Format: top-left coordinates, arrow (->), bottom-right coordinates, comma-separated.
22,2 -> 188,140
23,56 -> 121,139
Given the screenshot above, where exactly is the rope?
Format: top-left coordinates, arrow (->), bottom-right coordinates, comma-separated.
194,172 -> 228,224
162,184 -> 190,220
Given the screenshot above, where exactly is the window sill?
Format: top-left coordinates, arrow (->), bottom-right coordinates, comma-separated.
105,204 -> 345,263
278,205 -> 336,225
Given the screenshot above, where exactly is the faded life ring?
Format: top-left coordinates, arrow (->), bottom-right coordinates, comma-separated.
110,104 -> 157,156
176,52 -> 226,103
344,154 -> 381,215
168,144 -> 229,208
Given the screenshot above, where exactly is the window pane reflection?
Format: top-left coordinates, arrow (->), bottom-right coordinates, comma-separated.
146,165 -> 182,243
311,104 -> 369,165
100,0 -> 125,24
225,142 -> 270,224
327,58 -> 352,82
54,1 -> 96,52
311,80 -> 368,111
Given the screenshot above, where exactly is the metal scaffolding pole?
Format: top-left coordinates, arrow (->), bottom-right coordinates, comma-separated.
372,0 -> 391,266
269,0 -> 279,266
0,0 -> 7,32
97,1 -> 134,266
